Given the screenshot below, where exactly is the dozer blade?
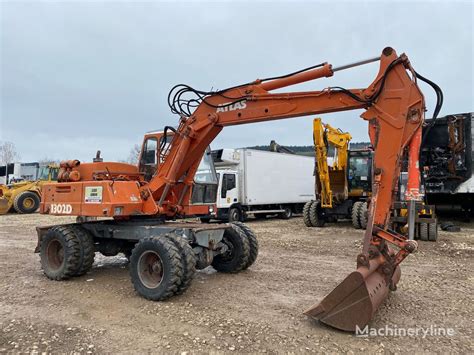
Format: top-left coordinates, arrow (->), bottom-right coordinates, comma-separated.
304,256 -> 401,332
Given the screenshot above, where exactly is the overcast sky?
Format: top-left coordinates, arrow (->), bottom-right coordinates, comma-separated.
1,0 -> 473,162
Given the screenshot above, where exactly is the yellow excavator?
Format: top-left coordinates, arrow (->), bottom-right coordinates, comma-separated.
303,118 -> 371,228
0,164 -> 59,215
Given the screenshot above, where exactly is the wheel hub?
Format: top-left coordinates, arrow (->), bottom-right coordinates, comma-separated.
138,251 -> 164,289
23,197 -> 34,209
46,239 -> 64,270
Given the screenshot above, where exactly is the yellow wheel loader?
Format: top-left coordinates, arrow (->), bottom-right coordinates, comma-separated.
0,165 -> 59,215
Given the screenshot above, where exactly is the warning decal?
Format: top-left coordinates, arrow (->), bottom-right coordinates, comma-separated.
85,186 -> 103,203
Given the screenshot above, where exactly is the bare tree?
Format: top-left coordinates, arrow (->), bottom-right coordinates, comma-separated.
38,158 -> 60,166
0,141 -> 20,166
128,144 -> 141,165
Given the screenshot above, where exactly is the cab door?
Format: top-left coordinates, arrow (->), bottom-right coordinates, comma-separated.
138,137 -> 158,181
217,172 -> 238,208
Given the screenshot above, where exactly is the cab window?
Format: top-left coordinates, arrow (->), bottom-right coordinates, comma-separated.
142,138 -> 157,165
140,138 -> 158,181
221,173 -> 236,198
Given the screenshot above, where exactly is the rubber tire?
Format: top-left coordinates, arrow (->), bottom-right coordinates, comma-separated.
13,191 -> 40,214
200,217 -> 211,223
352,201 -> 362,229
70,226 -> 95,276
279,207 -> 293,220
358,202 -> 368,229
163,234 -> 196,295
419,223 -> 429,241
129,236 -> 183,301
309,201 -> 325,227
428,222 -> 438,242
230,222 -> 258,269
303,201 -> 314,227
40,226 -> 82,280
212,224 -> 250,273
228,207 -> 242,223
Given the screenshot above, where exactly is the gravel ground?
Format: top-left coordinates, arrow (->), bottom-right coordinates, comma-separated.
0,214 -> 472,353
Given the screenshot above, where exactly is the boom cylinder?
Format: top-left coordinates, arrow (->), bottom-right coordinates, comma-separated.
332,56 -> 380,72
260,63 -> 333,91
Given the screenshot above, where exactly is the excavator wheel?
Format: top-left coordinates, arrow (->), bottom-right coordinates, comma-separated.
351,201 -> 362,229
212,224 -> 250,273
70,226 -> 95,276
230,222 -> 258,269
428,222 -> 438,242
40,226 -> 82,280
129,236 -> 184,301
13,191 -> 40,214
303,201 -> 314,227
309,201 -> 325,227
419,223 -> 429,241
358,202 -> 368,229
163,234 -> 196,296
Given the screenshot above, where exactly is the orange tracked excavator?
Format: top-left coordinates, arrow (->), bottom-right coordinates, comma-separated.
36,47 -> 442,332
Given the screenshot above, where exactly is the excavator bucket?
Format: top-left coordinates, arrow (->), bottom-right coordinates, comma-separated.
0,185 -> 12,214
0,197 -> 11,214
304,256 -> 401,332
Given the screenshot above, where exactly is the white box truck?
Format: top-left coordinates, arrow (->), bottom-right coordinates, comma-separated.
0,162 -> 39,184
205,148 -> 315,222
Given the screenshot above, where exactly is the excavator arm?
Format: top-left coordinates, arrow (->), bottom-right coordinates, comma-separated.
144,47 -> 440,331
323,122 -> 352,170
313,118 -> 332,208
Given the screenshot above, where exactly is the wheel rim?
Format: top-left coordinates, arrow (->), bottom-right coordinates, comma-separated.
46,239 -> 64,270
230,210 -> 239,221
23,197 -> 34,209
137,251 -> 164,289
220,236 -> 235,261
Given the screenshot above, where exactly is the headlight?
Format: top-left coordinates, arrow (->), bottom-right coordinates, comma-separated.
208,206 -> 214,213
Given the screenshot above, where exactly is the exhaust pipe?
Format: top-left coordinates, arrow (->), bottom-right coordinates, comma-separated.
304,254 -> 401,332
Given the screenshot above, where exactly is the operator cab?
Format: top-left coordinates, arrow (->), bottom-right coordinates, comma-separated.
139,133 -> 168,182
192,149 -> 219,204
37,165 -> 59,182
139,131 -> 218,206
347,149 -> 372,197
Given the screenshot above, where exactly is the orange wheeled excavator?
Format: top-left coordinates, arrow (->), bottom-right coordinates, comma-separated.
36,47 -> 442,332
